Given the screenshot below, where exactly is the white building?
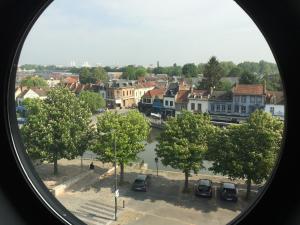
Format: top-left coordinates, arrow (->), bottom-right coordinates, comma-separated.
265,91 -> 285,120
134,82 -> 156,105
16,88 -> 48,105
187,89 -> 210,113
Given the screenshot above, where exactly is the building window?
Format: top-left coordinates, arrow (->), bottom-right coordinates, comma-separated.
234,96 -> 239,102
216,104 -> 220,112
234,105 -> 239,113
241,106 -> 246,114
197,104 -> 202,112
127,90 -> 128,96
123,91 -> 125,96
250,96 -> 255,103
165,100 -> 169,106
256,96 -> 262,104
191,103 -> 195,110
241,96 -> 246,103
221,105 -> 225,112
170,101 -> 173,107
227,105 -> 231,113
211,104 -> 215,112
270,107 -> 275,115
143,98 -> 147,103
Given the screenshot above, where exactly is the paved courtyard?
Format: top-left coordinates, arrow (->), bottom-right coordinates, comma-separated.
40,160 -> 260,225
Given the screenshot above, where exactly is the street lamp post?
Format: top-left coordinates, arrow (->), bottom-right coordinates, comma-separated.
154,157 -> 158,176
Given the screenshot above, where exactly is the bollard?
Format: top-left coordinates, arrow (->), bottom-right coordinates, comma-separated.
123,200 -> 125,208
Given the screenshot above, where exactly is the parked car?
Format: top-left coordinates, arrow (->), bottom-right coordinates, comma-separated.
220,182 -> 238,202
132,174 -> 151,192
194,179 -> 213,198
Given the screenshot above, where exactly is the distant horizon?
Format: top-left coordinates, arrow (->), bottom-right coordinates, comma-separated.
19,0 -> 276,66
18,58 -> 278,69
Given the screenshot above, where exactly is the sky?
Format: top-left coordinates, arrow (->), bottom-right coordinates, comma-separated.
19,0 -> 276,67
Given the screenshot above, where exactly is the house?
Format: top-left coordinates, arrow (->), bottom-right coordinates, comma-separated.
16,87 -> 48,105
47,77 -> 61,87
64,76 -> 79,84
161,82 -> 179,118
208,90 -> 233,121
105,80 -> 137,108
187,89 -> 210,113
139,88 -> 166,114
265,91 -> 285,119
232,83 -> 266,116
107,72 -> 123,80
175,90 -> 190,115
134,82 -> 156,105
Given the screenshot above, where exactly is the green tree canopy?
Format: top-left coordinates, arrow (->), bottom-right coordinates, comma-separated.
155,111 -> 214,192
79,67 -> 108,84
219,61 -> 236,76
182,63 -> 198,77
92,110 -> 150,183
215,80 -> 233,91
203,56 -> 225,89
20,87 -> 92,175
207,110 -> 283,199
79,91 -> 106,113
239,71 -> 261,84
20,76 -> 48,88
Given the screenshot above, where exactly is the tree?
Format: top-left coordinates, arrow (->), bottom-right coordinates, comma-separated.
182,63 -> 198,77
207,110 -> 283,199
155,111 -> 214,192
92,110 -> 150,183
203,56 -> 225,88
239,71 -> 261,84
91,67 -> 108,82
228,67 -> 244,77
197,63 -> 206,74
20,87 -> 92,175
20,76 -> 48,88
122,65 -> 136,80
79,91 -> 106,113
215,80 -> 232,92
135,66 -> 147,78
79,67 -> 91,84
219,61 -> 236,76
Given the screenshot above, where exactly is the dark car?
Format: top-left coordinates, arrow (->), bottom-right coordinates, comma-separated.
194,179 -> 213,198
132,174 -> 151,192
220,182 -> 238,202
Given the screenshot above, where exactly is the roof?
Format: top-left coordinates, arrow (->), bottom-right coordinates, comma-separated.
143,88 -> 166,99
266,91 -> 285,104
164,82 -> 179,97
64,76 -> 79,84
189,89 -> 209,99
222,182 -> 236,189
135,174 -> 147,180
210,91 -> 232,101
17,88 -> 48,98
176,90 -> 190,103
232,84 -> 266,95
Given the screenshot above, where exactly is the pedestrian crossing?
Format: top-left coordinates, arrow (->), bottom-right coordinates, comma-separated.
72,200 -> 119,225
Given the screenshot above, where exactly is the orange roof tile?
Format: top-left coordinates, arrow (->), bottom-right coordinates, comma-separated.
233,84 -> 265,95
176,90 -> 190,103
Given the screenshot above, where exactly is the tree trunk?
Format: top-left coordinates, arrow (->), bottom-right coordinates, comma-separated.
183,170 -> 189,192
53,152 -> 58,175
120,162 -> 124,184
80,155 -> 83,170
246,179 -> 251,200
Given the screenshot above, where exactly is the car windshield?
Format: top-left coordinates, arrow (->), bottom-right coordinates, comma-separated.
134,179 -> 144,184
224,188 -> 236,194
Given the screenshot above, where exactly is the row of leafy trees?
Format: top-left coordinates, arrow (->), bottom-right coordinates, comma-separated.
156,110 -> 283,199
20,87 -> 150,182
20,87 -> 283,199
